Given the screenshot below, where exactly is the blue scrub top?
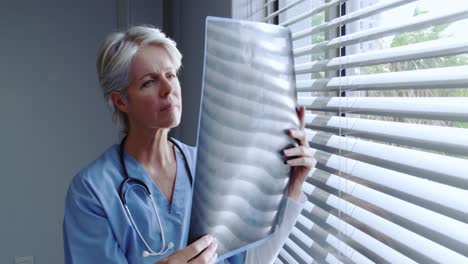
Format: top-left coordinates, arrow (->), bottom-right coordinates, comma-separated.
63,138 -> 245,264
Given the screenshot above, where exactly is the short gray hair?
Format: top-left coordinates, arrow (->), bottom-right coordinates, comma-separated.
96,25 -> 182,133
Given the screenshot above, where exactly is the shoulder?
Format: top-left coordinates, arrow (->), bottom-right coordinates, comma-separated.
67,144 -> 121,196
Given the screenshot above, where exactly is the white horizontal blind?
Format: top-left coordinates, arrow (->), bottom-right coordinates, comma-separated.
260,0 -> 468,263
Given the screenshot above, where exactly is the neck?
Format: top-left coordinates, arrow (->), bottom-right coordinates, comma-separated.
124,127 -> 174,169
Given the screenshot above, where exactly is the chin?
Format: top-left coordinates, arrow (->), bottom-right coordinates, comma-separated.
162,115 -> 181,129
152,109 -> 181,129
168,120 -> 181,129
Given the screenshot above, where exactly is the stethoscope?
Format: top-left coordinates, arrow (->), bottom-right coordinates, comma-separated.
118,136 -> 193,258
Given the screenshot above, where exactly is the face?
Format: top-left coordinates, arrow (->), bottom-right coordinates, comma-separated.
113,45 -> 182,132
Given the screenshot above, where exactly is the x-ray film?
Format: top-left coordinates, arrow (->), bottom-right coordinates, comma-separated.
187,17 -> 299,261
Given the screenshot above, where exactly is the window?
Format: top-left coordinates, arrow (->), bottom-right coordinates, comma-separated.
237,0 -> 468,262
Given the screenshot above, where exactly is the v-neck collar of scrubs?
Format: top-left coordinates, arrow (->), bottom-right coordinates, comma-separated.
121,144 -> 187,216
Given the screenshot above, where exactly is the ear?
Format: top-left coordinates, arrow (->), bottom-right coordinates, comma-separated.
110,91 -> 129,113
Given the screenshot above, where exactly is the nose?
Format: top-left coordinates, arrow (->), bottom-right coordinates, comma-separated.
159,76 -> 173,98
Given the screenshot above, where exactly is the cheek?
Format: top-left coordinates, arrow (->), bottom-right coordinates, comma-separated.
136,95 -> 161,113
166,84 -> 181,105
176,90 -> 182,103
175,84 -> 182,102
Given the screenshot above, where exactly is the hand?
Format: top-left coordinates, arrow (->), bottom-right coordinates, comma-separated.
283,105 -> 317,200
156,235 -> 217,264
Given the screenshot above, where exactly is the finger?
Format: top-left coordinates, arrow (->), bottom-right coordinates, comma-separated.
283,146 -> 313,157
205,244 -> 218,264
286,157 -> 317,168
297,105 -> 306,130
208,251 -> 218,264
189,242 -> 217,264
181,235 -> 213,261
288,129 -> 309,147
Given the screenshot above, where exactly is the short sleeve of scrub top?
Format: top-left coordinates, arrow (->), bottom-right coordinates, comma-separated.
63,138 -> 246,264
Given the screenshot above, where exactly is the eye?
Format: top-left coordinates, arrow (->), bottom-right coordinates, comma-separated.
166,73 -> 176,79
141,79 -> 154,88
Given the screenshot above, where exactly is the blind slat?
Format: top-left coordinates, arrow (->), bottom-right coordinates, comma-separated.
304,129 -> 468,190
263,0 -> 306,21
292,0 -> 417,40
297,66 -> 468,92
295,39 -> 468,73
292,225 -> 315,249
274,258 -> 284,264
294,41 -> 328,57
305,113 -> 468,156
294,217 -> 374,264
301,197 -> 420,263
306,171 -> 468,257
304,182 -> 468,263
309,149 -> 468,224
299,96 -> 468,121
293,8 -> 468,56
288,224 -> 358,263
279,248 -> 301,264
284,237 -> 320,263
264,0 -> 277,7
265,0 -> 468,262
279,0 -> 344,27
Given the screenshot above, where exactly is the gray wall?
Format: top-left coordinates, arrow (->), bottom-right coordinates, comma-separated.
0,1 -> 119,263
0,0 -> 230,263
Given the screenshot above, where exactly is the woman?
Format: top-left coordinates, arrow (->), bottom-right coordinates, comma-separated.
63,25 -> 316,264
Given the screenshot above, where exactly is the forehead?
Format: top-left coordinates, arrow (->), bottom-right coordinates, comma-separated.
129,45 -> 175,78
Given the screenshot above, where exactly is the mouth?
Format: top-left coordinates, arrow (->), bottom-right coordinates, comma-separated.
160,104 -> 176,112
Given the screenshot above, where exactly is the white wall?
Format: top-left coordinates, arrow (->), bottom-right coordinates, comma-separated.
0,1 -> 161,263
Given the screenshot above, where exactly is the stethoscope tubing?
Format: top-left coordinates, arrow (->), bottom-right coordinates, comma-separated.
118,136 -> 193,257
